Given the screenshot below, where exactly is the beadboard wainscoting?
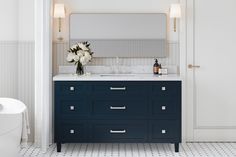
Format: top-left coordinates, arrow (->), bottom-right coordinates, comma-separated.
53,41 -> 180,75
18,41 -> 35,141
0,41 -> 18,98
0,41 -> 35,141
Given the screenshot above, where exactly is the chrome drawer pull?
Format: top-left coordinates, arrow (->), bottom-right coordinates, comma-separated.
70,106 -> 75,111
161,87 -> 166,91
70,129 -> 75,134
70,86 -> 75,91
110,106 -> 126,110
110,87 -> 126,91
110,130 -> 126,134
161,106 -> 166,110
162,129 -> 166,134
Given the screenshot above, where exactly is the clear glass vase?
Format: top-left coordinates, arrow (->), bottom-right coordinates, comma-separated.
76,62 -> 84,75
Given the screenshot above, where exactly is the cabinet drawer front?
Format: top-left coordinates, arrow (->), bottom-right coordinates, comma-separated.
151,99 -> 177,117
92,100 -> 147,116
60,100 -> 90,115
152,81 -> 181,97
92,121 -> 147,140
151,120 -> 179,139
56,82 -> 91,96
62,124 -> 88,142
92,82 -> 149,97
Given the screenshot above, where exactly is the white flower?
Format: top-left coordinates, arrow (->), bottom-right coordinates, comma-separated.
71,44 -> 77,50
66,53 -> 75,62
84,54 -> 92,61
80,56 -> 88,65
78,50 -> 85,56
78,43 -> 89,51
84,51 -> 90,57
73,55 -> 80,62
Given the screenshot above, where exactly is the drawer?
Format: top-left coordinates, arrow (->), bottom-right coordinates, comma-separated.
55,82 -> 91,96
62,123 -> 88,142
92,82 -> 149,98
91,120 -> 147,141
92,100 -> 147,117
152,81 -> 181,97
60,100 -> 90,116
151,99 -> 178,117
150,120 -> 180,140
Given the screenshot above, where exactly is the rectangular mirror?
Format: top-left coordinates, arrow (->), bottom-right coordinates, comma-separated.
70,13 -> 167,58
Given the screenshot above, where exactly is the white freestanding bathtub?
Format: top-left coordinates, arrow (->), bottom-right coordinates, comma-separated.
0,98 -> 26,157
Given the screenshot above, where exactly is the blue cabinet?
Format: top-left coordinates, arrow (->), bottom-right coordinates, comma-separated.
54,81 -> 181,152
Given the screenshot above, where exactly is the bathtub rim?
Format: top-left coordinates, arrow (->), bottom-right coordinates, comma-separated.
0,97 -> 26,114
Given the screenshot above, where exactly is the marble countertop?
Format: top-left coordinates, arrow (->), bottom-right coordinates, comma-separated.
53,74 -> 182,81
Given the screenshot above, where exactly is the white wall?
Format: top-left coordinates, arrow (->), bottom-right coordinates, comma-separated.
54,0 -> 179,41
0,0 -> 18,41
18,0 -> 35,41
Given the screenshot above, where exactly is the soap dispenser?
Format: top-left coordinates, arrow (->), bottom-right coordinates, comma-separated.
153,59 -> 160,74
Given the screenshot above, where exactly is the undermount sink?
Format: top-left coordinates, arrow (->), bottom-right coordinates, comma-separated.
99,74 -> 136,77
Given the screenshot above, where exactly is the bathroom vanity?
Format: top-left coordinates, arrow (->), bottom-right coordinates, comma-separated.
53,74 -> 182,152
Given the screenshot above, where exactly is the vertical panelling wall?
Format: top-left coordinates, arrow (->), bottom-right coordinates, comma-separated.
0,41 -> 18,98
17,0 -> 35,141
0,41 -> 35,141
0,0 -> 35,141
18,41 -> 35,141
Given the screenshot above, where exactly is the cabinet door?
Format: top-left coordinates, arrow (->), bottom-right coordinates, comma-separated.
151,99 -> 178,119
61,122 -> 88,142
60,99 -> 90,116
150,120 -> 180,142
55,82 -> 91,97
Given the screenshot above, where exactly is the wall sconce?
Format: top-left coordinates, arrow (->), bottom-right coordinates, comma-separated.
170,4 -> 181,32
54,3 -> 65,41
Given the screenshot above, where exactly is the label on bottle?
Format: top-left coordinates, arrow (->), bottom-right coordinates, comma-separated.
153,67 -> 159,74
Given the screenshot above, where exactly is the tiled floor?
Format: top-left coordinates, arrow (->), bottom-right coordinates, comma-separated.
20,143 -> 236,157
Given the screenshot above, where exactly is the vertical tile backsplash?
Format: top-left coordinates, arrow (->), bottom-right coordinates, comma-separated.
53,41 -> 179,74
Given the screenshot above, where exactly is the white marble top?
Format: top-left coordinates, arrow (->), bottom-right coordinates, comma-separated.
53,74 -> 182,81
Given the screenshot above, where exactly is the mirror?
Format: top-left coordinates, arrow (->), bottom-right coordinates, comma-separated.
70,13 -> 167,58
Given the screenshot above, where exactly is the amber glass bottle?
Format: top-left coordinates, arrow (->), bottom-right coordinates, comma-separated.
153,59 -> 160,74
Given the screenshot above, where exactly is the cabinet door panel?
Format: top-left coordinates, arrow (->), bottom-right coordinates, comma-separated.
152,81 -> 181,98
55,82 -> 91,97
150,120 -> 180,140
61,123 -> 88,142
60,99 -> 90,116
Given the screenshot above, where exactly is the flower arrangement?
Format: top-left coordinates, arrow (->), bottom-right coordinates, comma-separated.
67,41 -> 93,75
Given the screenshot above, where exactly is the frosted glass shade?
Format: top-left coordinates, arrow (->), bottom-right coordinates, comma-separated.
54,4 -> 65,18
170,4 -> 181,18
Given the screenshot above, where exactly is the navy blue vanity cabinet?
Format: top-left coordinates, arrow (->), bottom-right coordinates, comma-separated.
54,81 -> 181,152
